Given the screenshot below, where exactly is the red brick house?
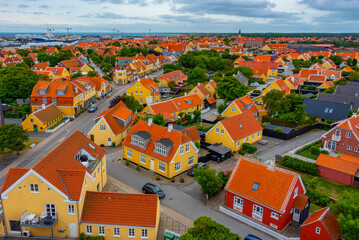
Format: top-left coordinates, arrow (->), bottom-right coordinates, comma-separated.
322,115 -> 359,157
301,207 -> 341,240
316,153 -> 359,186
224,157 -> 308,231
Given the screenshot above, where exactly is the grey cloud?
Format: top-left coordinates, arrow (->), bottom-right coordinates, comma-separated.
79,12 -> 125,19
18,4 -> 30,8
39,4 -> 50,9
33,11 -> 45,14
83,0 -> 160,6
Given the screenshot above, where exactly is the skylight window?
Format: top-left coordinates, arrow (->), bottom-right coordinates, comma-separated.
252,182 -> 260,191
239,124 -> 243,129
329,109 -> 333,113
325,108 -> 329,113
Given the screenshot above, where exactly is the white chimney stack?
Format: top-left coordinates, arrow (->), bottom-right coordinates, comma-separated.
185,92 -> 187,96
42,104 -> 45,109
148,118 -> 152,126
168,124 -> 173,132
197,82 -> 200,86
267,159 -> 276,170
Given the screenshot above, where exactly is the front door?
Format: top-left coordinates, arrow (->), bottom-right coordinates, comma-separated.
107,138 -> 112,146
327,141 -> 336,151
69,223 -> 77,237
90,135 -> 94,142
292,208 -> 300,222
150,159 -> 155,171
33,125 -> 38,132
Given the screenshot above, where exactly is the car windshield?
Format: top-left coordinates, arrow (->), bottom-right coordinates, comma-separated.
152,186 -> 161,192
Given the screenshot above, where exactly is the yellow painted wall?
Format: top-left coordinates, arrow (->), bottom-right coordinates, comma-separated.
204,83 -> 216,97
188,87 -> 207,100
206,123 -> 263,152
123,142 -> 198,178
261,82 -> 281,95
222,102 -> 242,118
22,113 -> 63,132
127,81 -> 152,104
267,69 -> 278,77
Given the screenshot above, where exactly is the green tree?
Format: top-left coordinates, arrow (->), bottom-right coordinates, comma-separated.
16,49 -> 31,57
87,71 -> 98,77
262,89 -> 286,116
353,58 -> 358,66
0,65 -> 49,102
188,67 -> 207,85
0,123 -> 29,155
23,57 -> 35,68
349,72 -> 359,81
179,216 -> 240,240
163,64 -> 182,74
329,55 -> 344,65
216,76 -> 248,102
168,81 -> 176,91
71,71 -> 83,79
217,103 -> 227,114
152,114 -> 166,126
330,191 -> 359,240
109,94 -> 142,112
232,67 -> 254,79
193,167 -> 222,198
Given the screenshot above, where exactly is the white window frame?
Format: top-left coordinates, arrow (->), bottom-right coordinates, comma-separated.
128,228 -> 135,238
258,131 -> 260,137
140,154 -> 146,164
252,134 -> 255,140
175,162 -> 181,172
293,187 -> 298,199
141,229 -> 148,239
98,226 -> 105,236
188,156 -> 194,166
270,223 -> 278,229
233,196 -> 243,212
271,212 -> 279,220
220,129 -> 224,135
252,205 -> 263,221
113,227 -> 120,237
316,227 -> 321,234
30,184 -> 39,193
100,125 -> 106,131
180,146 -> 184,155
216,128 -> 219,133
127,149 -> 132,158
186,144 -> 190,152
346,132 -> 351,138
231,107 -> 235,112
355,148 -> 359,153
158,162 -> 165,172
86,225 -> 92,235
68,204 -> 75,215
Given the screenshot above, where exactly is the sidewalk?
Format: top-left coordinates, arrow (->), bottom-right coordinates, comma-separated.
106,176 -> 193,228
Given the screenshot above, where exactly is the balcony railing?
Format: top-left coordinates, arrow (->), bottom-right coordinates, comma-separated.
20,211 -> 58,228
332,135 -> 341,142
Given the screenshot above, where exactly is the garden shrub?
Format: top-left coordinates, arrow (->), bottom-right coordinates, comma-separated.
242,143 -> 257,153
238,149 -> 245,155
310,146 -> 321,156
281,155 -> 319,175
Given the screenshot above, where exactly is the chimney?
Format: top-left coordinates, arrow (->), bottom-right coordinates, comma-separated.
168,124 -> 173,132
185,92 -> 187,96
42,104 -> 45,109
137,79 -> 140,82
148,118 -> 152,126
197,82 -> 200,86
267,159 -> 276,170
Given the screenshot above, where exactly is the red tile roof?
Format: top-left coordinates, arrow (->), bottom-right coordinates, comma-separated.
316,153 -> 359,175
81,191 -> 159,227
0,168 -> 30,194
293,194 -> 309,210
33,104 -> 63,124
299,68 -> 319,78
302,207 -> 341,240
233,95 -> 258,115
158,70 -> 187,83
225,157 -> 301,212
308,74 -> 326,82
219,111 -> 262,142
207,97 -> 216,104
180,126 -> 201,143
58,169 -> 86,201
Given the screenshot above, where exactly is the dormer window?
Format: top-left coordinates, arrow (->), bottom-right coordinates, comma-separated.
131,136 -> 145,148
155,144 -> 166,156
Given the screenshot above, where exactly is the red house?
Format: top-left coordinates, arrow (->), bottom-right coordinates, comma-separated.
316,153 -> 359,186
301,207 -> 341,240
322,115 -> 359,157
224,157 -> 307,231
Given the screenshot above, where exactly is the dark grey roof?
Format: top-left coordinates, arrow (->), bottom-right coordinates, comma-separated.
156,138 -> 173,147
208,143 -> 231,155
132,131 -> 152,140
0,99 -> 3,127
302,98 -> 351,121
77,58 -> 89,65
317,92 -> 359,109
172,124 -> 187,131
234,72 -> 249,86
334,85 -> 359,97
266,124 -> 294,134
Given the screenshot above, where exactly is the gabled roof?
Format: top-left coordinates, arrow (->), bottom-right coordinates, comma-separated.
81,191 -> 159,227
32,104 -> 63,124
299,68 -> 319,78
94,101 -> 135,135
293,194 -> 309,210
308,74 -> 326,82
57,169 -> 86,201
180,126 -> 201,142
232,95 -> 258,115
302,207 -> 341,240
139,78 -> 159,95
158,70 -> 187,83
122,121 -> 193,163
316,153 -> 359,175
0,168 -> 30,194
218,111 -> 262,142
303,98 -> 351,121
192,83 -> 210,96
225,157 -> 302,212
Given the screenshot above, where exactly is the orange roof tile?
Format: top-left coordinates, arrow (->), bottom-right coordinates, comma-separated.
299,68 -> 319,78
293,194 -> 309,210
219,111 -> 262,142
254,55 -> 272,62
233,95 -> 258,115
81,191 -> 159,227
225,157 -> 300,212
180,126 -> 201,143
158,70 -> 187,83
0,168 -> 30,194
58,169 -> 86,201
308,74 -> 326,82
207,97 -> 216,104
316,153 -> 359,175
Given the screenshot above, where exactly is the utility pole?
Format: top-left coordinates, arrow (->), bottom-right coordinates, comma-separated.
47,27 -> 55,34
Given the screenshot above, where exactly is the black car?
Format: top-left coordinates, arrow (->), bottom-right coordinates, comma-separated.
187,162 -> 208,177
244,234 -> 262,240
142,183 -> 165,199
88,104 -> 98,113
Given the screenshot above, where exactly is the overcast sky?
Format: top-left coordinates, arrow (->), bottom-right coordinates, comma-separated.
0,0 -> 358,33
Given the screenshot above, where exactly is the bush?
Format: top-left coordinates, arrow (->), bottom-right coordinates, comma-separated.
281,155 -> 319,175
242,143 -> 257,153
218,169 -> 232,186
320,150 -> 329,155
238,149 -> 246,155
275,127 -> 284,133
180,177 -> 185,183
136,165 -> 141,171
306,189 -> 330,207
195,142 -> 200,149
296,140 -> 322,154
125,160 -> 130,166
156,175 -> 161,181
253,90 -> 261,95
171,178 -> 175,182
310,146 -> 321,156
80,233 -> 86,240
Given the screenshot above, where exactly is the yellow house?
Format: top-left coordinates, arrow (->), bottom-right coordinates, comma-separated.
113,64 -> 133,85
45,67 -> 70,78
261,45 -> 272,51
127,78 -> 161,105
142,94 -> 204,121
158,70 -> 188,87
0,131 -> 107,238
283,75 -> 303,90
188,83 -> 210,100
122,120 -> 199,178
22,104 -> 63,132
221,95 -> 258,119
205,112 -> 263,152
88,101 -> 135,147
204,80 -> 217,97
154,46 -> 163,53
261,78 -> 291,95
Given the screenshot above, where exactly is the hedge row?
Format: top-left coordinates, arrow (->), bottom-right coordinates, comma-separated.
242,143 -> 257,153
296,140 -> 322,154
281,155 -> 319,175
306,189 -> 330,207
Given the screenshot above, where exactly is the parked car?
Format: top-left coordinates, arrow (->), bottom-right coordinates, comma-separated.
187,162 -> 208,177
244,234 -> 262,240
142,183 -> 165,199
249,82 -> 259,87
88,104 -> 98,113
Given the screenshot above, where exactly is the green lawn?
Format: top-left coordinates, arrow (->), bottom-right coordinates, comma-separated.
309,203 -> 322,213
298,150 -> 319,160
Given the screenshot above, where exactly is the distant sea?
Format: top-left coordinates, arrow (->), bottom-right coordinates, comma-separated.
0,32 -> 184,38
